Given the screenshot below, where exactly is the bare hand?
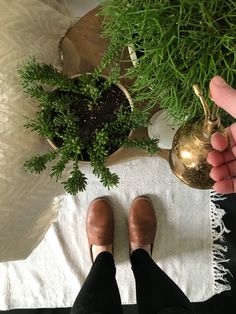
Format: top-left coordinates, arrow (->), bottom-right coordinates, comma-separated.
207,76 -> 236,194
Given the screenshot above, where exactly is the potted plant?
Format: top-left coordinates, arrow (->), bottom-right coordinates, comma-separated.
99,0 -> 236,126
18,57 -> 159,194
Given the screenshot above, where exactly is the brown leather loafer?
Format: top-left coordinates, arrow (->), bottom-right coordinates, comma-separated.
86,197 -> 114,262
128,196 -> 157,255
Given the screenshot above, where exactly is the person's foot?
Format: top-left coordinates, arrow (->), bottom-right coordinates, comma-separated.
128,196 -> 157,255
86,197 -> 114,262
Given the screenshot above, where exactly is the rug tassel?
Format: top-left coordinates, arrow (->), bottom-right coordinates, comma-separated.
210,191 -> 231,294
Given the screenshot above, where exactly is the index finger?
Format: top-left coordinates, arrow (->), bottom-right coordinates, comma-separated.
210,76 -> 236,118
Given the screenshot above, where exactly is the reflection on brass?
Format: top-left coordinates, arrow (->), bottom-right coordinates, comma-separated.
169,84 -> 227,189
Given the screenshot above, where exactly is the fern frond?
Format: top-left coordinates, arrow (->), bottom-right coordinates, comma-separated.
123,138 -> 159,155
18,57 -> 79,93
24,151 -> 57,174
62,162 -> 87,194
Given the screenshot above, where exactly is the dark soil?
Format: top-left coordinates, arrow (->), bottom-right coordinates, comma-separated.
70,78 -> 130,139
51,77 -> 131,160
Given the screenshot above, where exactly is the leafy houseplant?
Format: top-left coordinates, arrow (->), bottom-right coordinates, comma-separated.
99,0 -> 236,126
18,58 -> 159,194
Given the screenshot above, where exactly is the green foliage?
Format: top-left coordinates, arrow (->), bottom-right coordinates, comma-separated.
19,58 -> 158,194
100,0 -> 236,126
24,151 -> 58,174
123,138 -> 159,155
89,130 -> 119,189
62,162 -> 87,195
18,57 -> 78,93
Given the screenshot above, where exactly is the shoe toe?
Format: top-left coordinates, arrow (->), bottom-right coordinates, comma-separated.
129,196 -> 157,246
86,198 -> 114,247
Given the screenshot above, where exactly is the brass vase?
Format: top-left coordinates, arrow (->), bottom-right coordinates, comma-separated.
169,84 -> 227,189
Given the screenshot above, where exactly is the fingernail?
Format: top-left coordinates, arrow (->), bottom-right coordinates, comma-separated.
211,132 -> 222,141
213,183 -> 222,193
213,183 -> 219,192
209,169 -> 214,179
206,153 -> 211,164
209,90 -> 213,101
212,76 -> 228,87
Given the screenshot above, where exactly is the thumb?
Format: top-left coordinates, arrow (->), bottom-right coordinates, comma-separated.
210,76 -> 236,118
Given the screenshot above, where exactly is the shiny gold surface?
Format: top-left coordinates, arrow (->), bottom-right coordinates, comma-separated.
169,85 -> 227,189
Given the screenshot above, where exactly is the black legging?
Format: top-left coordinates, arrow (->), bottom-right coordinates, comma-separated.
71,249 -> 194,314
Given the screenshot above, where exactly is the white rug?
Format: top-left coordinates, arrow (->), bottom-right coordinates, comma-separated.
0,0 -> 231,310
0,157 -> 231,309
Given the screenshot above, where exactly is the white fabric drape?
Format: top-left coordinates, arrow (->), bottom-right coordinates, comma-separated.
0,0 -> 72,261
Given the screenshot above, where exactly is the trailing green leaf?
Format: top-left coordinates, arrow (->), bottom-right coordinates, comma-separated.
123,138 -> 159,155
62,162 -> 87,195
89,130 -> 119,189
50,156 -> 69,181
24,151 -> 57,174
18,57 -> 79,93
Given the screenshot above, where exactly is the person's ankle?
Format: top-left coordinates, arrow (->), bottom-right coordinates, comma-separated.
130,243 -> 151,255
92,244 -> 113,261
